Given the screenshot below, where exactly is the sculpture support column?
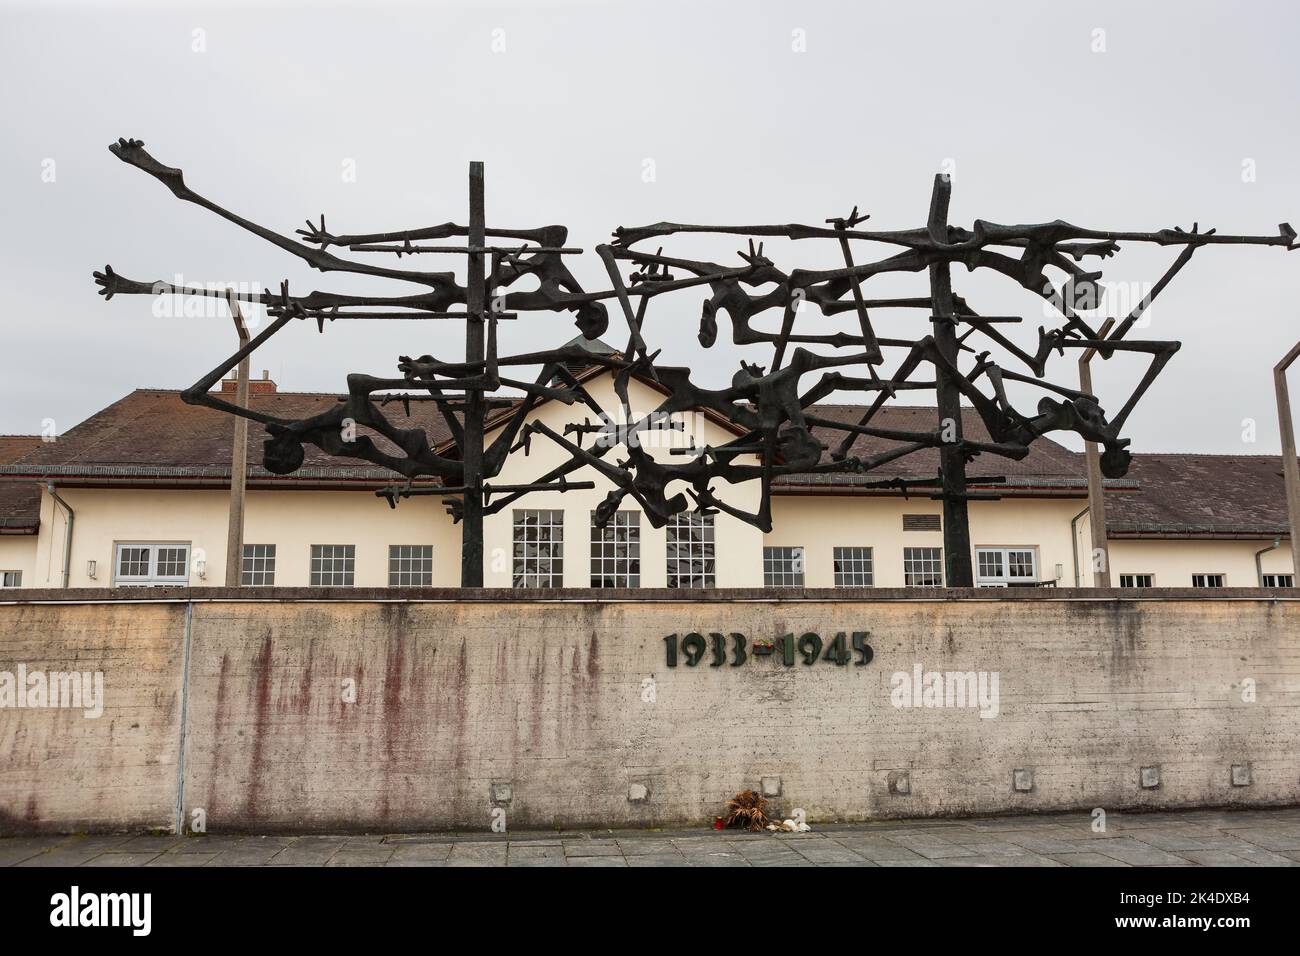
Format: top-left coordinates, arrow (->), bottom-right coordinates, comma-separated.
1275,339 -> 1300,580
927,174 -> 973,588
461,162 -> 487,587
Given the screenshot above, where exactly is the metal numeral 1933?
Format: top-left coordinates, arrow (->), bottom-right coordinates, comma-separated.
663,632 -> 872,668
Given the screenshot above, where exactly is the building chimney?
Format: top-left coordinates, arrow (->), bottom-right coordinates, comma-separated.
220,373 -> 277,395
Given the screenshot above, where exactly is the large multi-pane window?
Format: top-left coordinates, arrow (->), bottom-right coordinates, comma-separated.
833,547 -> 874,587
666,512 -> 715,588
310,544 -> 355,586
513,510 -> 564,588
975,547 -> 1037,587
241,544 -> 276,587
113,543 -> 190,587
1192,573 -> 1225,588
389,545 -> 434,586
1262,573 -> 1295,588
1119,573 -> 1154,588
763,546 -> 804,587
903,547 -> 943,587
0,571 -> 21,588
590,511 -> 640,588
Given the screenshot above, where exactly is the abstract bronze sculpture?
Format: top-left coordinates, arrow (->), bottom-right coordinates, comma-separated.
93,138 -> 1295,586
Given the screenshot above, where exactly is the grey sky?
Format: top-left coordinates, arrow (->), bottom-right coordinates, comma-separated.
1,0 -> 1296,454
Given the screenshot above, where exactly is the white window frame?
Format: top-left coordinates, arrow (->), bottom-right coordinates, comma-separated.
666,512 -> 715,589
513,510 -> 565,588
1192,573 -> 1226,589
113,542 -> 191,587
0,570 -> 22,588
389,544 -> 434,587
833,546 -> 874,587
1119,573 -> 1155,588
1262,573 -> 1295,588
975,546 -> 1039,587
903,546 -> 944,588
310,544 -> 356,587
590,510 -> 640,588
241,544 -> 277,587
763,546 -> 805,588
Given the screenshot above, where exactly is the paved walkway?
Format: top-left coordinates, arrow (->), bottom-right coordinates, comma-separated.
4,807 -> 1300,867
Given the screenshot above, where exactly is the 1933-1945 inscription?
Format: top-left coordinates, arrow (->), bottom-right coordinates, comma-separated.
663,632 -> 873,668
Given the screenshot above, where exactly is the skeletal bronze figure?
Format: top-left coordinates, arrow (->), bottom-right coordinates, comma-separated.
93,138 -> 1294,586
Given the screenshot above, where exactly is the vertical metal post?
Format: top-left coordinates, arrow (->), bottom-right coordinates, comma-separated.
461,161 -> 487,587
224,289 -> 250,588
1275,339 -> 1300,579
1078,317 -> 1115,587
927,174 -> 973,588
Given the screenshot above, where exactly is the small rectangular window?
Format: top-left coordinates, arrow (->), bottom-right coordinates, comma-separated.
590,511 -> 640,588
1192,573 -> 1225,589
1262,573 -> 1295,588
311,544 -> 355,587
763,546 -> 804,587
903,513 -> 941,532
114,543 -> 190,587
666,512 -> 715,589
0,571 -> 21,588
513,510 -> 564,588
389,545 -> 433,587
833,547 -> 873,587
1119,573 -> 1154,588
903,547 -> 943,587
241,544 -> 276,587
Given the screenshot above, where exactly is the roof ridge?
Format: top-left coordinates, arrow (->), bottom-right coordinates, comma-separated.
1131,452 -> 1290,460
130,387 -> 350,398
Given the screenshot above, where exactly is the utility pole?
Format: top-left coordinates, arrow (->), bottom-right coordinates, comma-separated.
223,288 -> 250,587
1275,339 -> 1300,579
927,174 -> 973,587
1078,317 -> 1116,587
461,162 -> 487,587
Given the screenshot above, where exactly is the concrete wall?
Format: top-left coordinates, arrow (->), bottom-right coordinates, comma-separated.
1,589 -> 1296,834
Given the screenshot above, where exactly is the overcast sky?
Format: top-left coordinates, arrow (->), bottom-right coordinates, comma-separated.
1,0 -> 1296,454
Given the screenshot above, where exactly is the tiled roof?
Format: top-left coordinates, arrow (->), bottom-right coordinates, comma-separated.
783,405 -> 1092,488
0,390 -> 455,483
0,436 -> 44,531
0,388 -> 1089,489
1105,454 -> 1293,537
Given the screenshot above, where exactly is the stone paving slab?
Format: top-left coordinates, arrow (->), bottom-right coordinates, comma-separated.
5,807 -> 1300,867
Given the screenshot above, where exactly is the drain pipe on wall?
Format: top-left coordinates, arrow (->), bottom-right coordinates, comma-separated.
1255,537 -> 1281,586
47,482 -> 74,589
1070,505 -> 1090,588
